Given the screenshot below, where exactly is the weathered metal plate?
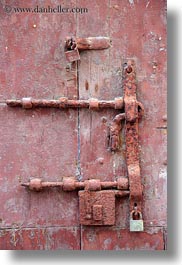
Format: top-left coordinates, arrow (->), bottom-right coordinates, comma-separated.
78,0 -> 126,183
79,190 -> 115,225
65,49 -> 80,63
0,0 -> 79,248
81,227 -> 165,250
0,227 -> 80,250
0,106 -> 79,228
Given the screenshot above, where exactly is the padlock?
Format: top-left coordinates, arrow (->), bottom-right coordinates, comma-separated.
130,211 -> 144,232
65,48 -> 80,62
65,37 -> 80,62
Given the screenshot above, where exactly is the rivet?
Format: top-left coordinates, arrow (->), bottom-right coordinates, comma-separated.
152,62 -> 157,69
66,65 -> 70,72
113,4 -> 119,10
162,115 -> 167,122
97,157 -> 104,164
101,116 -> 107,123
86,214 -> 91,220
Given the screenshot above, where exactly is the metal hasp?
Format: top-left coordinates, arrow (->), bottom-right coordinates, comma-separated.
107,60 -> 144,231
123,60 -> 144,231
6,60 -> 144,231
22,177 -> 129,226
64,36 -> 111,62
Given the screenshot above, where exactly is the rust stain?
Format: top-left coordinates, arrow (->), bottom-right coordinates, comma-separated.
95,84 -> 99,92
85,80 -> 89,90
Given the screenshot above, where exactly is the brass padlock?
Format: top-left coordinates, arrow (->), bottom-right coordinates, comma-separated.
130,211 -> 144,232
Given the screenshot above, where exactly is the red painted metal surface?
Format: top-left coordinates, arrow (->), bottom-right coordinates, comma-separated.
81,227 -> 165,250
0,0 -> 167,250
0,227 -> 80,250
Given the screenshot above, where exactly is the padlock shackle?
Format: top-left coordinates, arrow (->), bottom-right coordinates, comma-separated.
130,210 -> 143,220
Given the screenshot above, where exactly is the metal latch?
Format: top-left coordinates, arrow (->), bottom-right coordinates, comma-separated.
22,177 -> 129,226
6,60 -> 144,231
64,36 -> 111,62
79,190 -> 116,225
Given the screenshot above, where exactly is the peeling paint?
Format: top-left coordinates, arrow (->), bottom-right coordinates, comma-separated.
128,0 -> 134,5
159,167 -> 167,180
146,1 -> 150,8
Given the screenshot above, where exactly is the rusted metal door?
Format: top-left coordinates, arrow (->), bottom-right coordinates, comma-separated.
0,0 -> 167,250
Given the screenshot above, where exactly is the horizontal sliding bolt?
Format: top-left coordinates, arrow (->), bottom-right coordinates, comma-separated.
21,177 -> 129,192
6,98 -> 124,110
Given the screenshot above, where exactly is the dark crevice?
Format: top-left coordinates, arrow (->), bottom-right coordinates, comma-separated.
163,227 -> 167,250
75,4 -> 82,251
156,126 -> 167,130
76,61 -> 82,182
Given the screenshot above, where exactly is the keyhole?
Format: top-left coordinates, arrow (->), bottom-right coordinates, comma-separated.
126,66 -> 132,74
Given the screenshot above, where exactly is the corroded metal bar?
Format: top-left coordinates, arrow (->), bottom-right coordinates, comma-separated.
6,97 -> 124,110
65,37 -> 111,51
76,37 -> 111,50
123,60 -> 143,213
115,190 -> 130,198
21,177 -> 129,192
